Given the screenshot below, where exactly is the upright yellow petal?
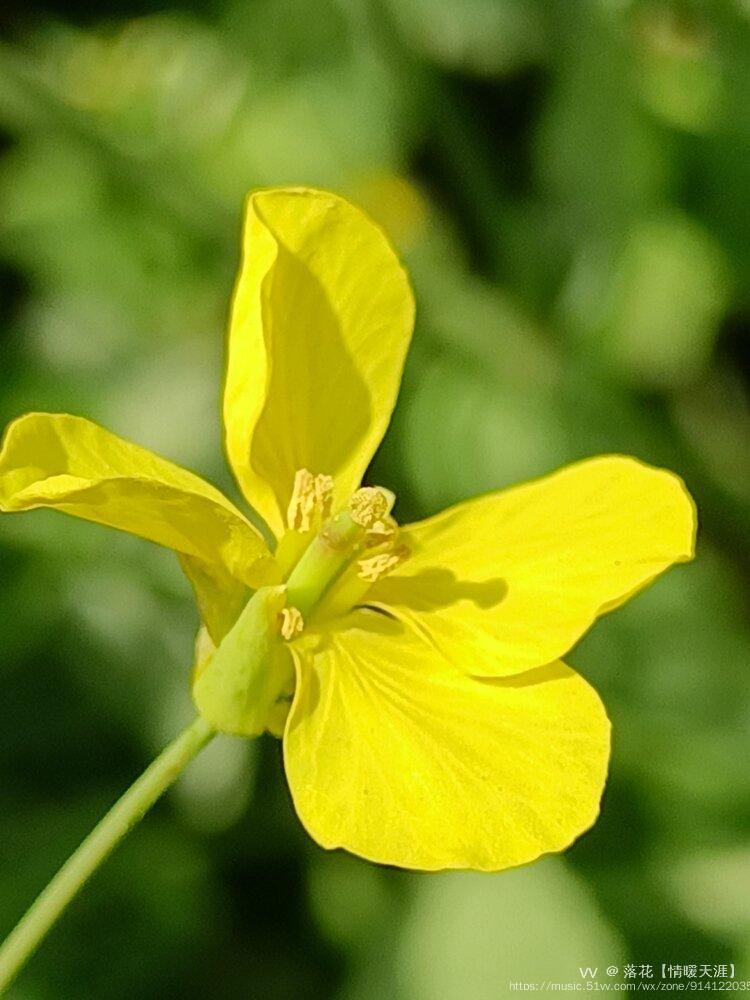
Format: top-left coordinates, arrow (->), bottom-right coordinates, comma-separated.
283,613 -> 610,871
224,188 -> 415,538
0,414 -> 278,630
370,455 -> 696,676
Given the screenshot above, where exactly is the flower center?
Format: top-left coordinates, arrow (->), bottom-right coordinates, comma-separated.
193,473 -> 408,738
281,471 -> 408,631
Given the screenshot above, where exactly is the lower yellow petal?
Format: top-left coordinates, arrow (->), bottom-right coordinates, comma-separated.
0,414 -> 279,630
283,612 -> 610,872
370,455 -> 696,676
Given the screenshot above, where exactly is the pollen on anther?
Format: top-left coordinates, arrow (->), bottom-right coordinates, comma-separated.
357,545 -> 409,583
287,469 -> 334,532
365,514 -> 398,547
279,606 -> 304,640
348,487 -> 392,529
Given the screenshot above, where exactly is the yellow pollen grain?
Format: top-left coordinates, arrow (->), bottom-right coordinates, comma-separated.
348,487 -> 390,529
279,606 -> 304,640
314,473 -> 334,517
365,514 -> 398,547
287,469 -> 334,532
357,545 -> 409,583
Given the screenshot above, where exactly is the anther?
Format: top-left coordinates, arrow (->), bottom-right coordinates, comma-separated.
279,606 -> 304,640
365,514 -> 398,548
357,545 -> 409,583
348,487 -> 393,529
287,469 -> 334,532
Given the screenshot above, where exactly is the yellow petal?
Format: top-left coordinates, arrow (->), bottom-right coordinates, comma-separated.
370,455 -> 696,676
283,612 -> 610,871
0,414 -> 278,630
224,187 -> 415,538
178,554 -> 252,645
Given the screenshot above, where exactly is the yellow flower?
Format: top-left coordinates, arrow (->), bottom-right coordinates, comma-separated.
0,187 -> 696,872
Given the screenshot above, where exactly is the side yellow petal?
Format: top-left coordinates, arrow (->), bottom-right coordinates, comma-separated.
178,554 -> 253,645
370,455 -> 696,676
283,612 -> 610,872
224,187 -> 415,538
0,414 -> 279,622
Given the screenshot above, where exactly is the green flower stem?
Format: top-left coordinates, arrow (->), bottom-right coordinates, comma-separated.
0,715 -> 215,995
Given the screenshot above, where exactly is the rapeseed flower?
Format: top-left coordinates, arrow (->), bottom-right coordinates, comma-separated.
0,187 -> 696,872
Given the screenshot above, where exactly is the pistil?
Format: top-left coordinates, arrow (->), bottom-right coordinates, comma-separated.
284,485 -> 394,618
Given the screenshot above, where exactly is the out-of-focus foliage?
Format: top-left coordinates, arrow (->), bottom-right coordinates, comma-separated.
0,0 -> 748,996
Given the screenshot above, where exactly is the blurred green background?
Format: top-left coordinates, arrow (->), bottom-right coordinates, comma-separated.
1,0 -> 749,996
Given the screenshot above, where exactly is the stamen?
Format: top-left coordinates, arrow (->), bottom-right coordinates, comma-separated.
314,474 -> 334,515
348,487 -> 393,529
357,545 -> 409,583
279,606 -> 304,640
365,514 -> 398,548
287,469 -> 334,532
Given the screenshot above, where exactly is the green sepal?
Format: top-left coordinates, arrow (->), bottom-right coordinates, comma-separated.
192,585 -> 293,737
